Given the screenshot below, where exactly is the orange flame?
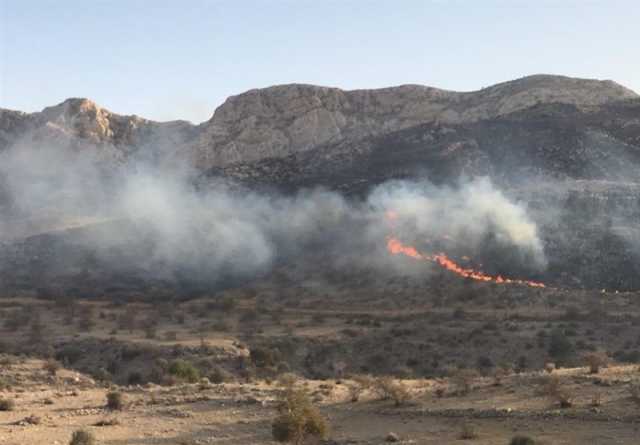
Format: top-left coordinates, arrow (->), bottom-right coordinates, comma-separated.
386,236 -> 545,288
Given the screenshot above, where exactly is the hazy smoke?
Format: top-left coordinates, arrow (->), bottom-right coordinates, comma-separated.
0,138 -> 547,288
368,177 -> 546,268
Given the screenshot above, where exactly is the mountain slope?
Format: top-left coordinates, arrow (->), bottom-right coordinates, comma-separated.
1,74 -> 637,171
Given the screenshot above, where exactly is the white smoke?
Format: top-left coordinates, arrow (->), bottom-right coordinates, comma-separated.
0,138 -> 547,285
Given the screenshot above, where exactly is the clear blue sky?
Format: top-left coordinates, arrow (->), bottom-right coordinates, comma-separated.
1,0 -> 638,123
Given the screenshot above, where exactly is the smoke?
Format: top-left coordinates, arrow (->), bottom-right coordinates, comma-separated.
0,137 -> 547,290
368,177 -> 547,268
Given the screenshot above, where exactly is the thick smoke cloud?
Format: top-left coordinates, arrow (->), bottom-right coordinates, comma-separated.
0,138 -> 547,287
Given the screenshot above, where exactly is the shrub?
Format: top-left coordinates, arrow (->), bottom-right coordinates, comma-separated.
548,329 -> 574,364
0,398 -> 15,411
106,391 -> 125,410
371,377 -> 412,406
209,366 -> 232,384
584,352 -> 609,374
458,422 -> 478,439
168,359 -> 200,383
629,383 -> 640,406
43,359 -> 60,376
277,372 -> 300,389
450,368 -> 479,395
538,375 -> 572,408
510,436 -> 535,445
347,374 -> 374,402
271,388 -> 328,443
250,347 -> 280,368
69,429 -> 95,445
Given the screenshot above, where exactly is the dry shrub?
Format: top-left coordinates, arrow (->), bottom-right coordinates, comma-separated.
458,422 -> 478,439
450,369 -> 479,395
347,374 -> 374,402
43,359 -> 60,376
538,375 -> 572,408
510,436 -> 535,445
277,372 -> 300,390
69,429 -> 95,445
0,398 -> 15,411
272,387 -> 328,443
629,383 -> 640,406
584,352 -> 609,374
106,391 -> 125,410
371,376 -> 412,406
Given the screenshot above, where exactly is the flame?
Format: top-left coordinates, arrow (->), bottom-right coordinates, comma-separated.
386,236 -> 545,288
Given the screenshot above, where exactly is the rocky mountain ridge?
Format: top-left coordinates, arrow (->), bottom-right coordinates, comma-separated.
1,74 -> 637,170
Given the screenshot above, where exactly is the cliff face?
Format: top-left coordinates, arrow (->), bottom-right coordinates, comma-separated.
1,74 -> 637,169
191,75 -> 638,168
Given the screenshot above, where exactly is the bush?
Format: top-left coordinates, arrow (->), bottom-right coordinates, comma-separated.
584,352 -> 609,374
168,359 -> 200,383
548,329 -> 574,364
510,436 -> 535,445
106,391 -> 125,410
371,377 -> 412,406
450,368 -> 479,395
347,374 -> 374,402
538,375 -> 572,408
209,366 -> 232,384
0,398 -> 15,411
69,429 -> 95,445
271,388 -> 328,443
43,359 -> 60,376
458,422 -> 478,439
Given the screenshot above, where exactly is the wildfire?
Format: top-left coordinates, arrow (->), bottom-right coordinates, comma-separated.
386,236 -> 545,288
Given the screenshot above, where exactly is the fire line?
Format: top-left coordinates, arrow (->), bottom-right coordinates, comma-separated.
384,211 -> 545,288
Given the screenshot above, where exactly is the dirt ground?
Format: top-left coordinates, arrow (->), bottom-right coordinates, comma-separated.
2,358 -> 640,444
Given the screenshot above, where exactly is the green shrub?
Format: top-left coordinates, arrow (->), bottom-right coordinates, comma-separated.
272,388 -> 328,443
69,429 -> 95,445
168,359 -> 200,383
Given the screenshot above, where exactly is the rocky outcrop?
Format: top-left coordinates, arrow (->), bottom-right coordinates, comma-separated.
1,75 -> 636,169
190,74 -> 638,168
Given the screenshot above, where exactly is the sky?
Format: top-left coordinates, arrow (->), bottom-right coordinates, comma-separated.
0,0 -> 638,124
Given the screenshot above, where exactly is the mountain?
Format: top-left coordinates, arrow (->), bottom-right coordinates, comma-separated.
2,74 -> 640,294
1,74 -> 637,174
